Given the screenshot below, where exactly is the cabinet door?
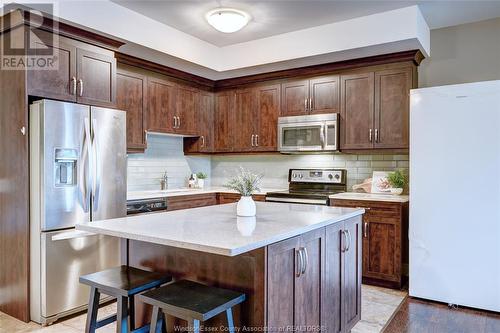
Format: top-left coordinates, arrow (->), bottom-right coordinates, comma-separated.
214,91 -> 234,152
255,84 -> 280,151
146,77 -> 176,133
296,228 -> 325,328
324,222 -> 344,333
76,48 -> 116,107
281,80 -> 309,116
364,214 -> 400,283
116,69 -> 147,152
267,236 -> 301,330
340,73 -> 374,150
167,194 -> 217,211
343,217 -> 362,332
176,85 -> 198,135
374,68 -> 411,149
309,75 -> 340,115
198,91 -> 214,152
27,30 -> 77,102
233,89 -> 256,151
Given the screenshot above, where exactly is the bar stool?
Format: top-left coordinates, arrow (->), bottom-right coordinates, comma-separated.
139,280 -> 246,333
80,265 -> 171,333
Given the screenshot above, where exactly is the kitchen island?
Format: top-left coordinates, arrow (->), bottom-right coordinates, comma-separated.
77,202 -> 364,333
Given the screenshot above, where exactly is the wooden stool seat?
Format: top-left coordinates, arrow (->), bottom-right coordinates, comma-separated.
139,280 -> 246,333
80,265 -> 171,333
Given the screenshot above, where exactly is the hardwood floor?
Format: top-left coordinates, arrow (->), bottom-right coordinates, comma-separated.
383,297 -> 500,333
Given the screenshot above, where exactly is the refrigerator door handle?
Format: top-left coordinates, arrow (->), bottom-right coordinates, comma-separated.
79,118 -> 91,212
91,118 -> 101,212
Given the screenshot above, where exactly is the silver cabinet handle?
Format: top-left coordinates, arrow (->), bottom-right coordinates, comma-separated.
78,79 -> 83,97
251,134 -> 255,147
200,136 -> 205,148
20,126 -> 26,136
363,222 -> 368,238
309,98 -> 313,111
256,134 -> 259,146
369,129 -> 373,142
301,247 -> 308,274
173,116 -> 177,129
341,230 -> 348,252
375,129 -> 379,143
304,98 -> 308,112
177,116 -> 181,128
296,248 -> 304,277
71,76 -> 77,95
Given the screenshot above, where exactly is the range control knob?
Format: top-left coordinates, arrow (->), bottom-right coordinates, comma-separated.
298,174 -> 303,179
328,174 -> 334,180
334,173 -> 340,180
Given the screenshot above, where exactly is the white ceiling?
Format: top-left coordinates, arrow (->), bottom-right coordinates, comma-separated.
111,0 -> 500,47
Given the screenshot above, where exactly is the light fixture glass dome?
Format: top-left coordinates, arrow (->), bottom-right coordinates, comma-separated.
205,8 -> 250,33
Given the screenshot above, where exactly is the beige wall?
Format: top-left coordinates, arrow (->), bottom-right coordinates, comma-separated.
419,17 -> 500,88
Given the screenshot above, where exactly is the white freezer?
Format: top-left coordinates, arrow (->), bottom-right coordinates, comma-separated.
409,80 -> 500,312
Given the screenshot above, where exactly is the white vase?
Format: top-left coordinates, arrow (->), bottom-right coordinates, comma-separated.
197,179 -> 205,189
390,188 -> 404,195
237,216 -> 256,236
237,196 -> 256,217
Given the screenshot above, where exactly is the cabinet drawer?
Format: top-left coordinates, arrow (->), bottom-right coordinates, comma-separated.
331,199 -> 401,219
167,193 -> 217,211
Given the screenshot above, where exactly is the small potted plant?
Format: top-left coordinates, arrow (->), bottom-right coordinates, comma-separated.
196,172 -> 207,189
225,167 -> 263,216
387,170 -> 407,195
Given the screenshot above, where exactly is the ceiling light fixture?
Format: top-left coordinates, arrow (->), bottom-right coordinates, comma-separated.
205,8 -> 250,33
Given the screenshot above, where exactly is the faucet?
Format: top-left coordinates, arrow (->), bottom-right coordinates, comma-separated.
160,171 -> 168,190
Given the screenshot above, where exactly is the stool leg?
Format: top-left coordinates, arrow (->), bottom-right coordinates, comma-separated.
226,308 -> 235,333
149,306 -> 166,333
85,287 -> 100,333
188,319 -> 201,333
117,295 -> 129,333
129,295 -> 135,330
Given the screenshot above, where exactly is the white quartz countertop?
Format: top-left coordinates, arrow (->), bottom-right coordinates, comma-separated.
329,192 -> 409,203
77,202 -> 364,256
127,187 -> 285,201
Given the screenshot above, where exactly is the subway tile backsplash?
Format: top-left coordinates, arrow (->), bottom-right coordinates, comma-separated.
127,134 -> 211,191
210,154 -> 409,190
127,134 -> 409,192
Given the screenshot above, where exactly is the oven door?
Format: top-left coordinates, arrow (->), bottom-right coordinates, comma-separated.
278,121 -> 326,152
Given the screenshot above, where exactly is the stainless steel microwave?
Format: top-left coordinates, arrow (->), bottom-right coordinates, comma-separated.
278,114 -> 339,153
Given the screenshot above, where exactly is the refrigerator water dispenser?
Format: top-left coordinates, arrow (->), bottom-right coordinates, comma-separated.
54,148 -> 78,187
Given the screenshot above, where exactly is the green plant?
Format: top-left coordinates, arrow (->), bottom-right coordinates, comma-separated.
387,170 -> 407,189
196,172 -> 207,179
224,167 -> 263,196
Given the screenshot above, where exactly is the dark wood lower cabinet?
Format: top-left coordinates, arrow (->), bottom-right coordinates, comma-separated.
330,199 -> 408,289
217,193 -> 266,204
167,193 -> 218,211
267,216 -> 362,333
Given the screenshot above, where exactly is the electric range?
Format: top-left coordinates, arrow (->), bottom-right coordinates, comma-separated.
266,168 -> 347,205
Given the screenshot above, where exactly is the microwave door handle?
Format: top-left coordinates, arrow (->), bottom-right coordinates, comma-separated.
320,124 -> 326,149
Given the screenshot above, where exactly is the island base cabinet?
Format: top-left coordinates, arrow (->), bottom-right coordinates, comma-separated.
266,216 -> 362,333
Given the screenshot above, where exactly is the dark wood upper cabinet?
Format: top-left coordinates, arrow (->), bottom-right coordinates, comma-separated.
374,68 -> 411,149
27,30 -> 77,102
116,68 -> 147,153
214,90 -> 234,152
340,72 -> 375,150
233,88 -> 257,151
281,80 -> 309,116
309,75 -> 340,114
254,84 -> 280,151
76,48 -> 116,107
175,84 -> 198,135
27,30 -> 116,108
145,77 -> 176,133
198,91 -> 214,152
281,76 -> 339,116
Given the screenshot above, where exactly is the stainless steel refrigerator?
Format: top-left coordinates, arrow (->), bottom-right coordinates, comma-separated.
29,99 -> 126,324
